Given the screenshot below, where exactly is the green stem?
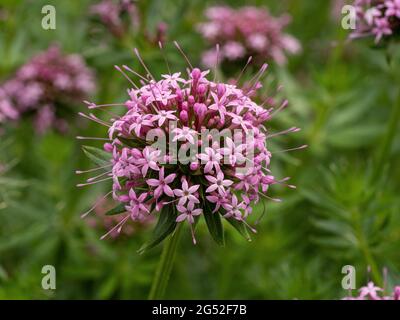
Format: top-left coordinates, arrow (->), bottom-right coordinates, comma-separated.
372,87 -> 400,181
148,224 -> 183,300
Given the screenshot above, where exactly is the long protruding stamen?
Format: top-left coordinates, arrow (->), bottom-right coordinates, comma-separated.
84,101 -> 127,109
246,63 -> 268,94
77,176 -> 113,187
270,100 -> 288,118
121,65 -> 161,113
78,112 -> 111,127
256,190 -> 282,203
271,144 -> 308,154
173,41 -> 193,69
76,136 -> 111,141
241,218 -> 257,234
242,157 -> 292,187
133,48 -> 156,81
89,113 -> 112,126
81,190 -> 113,218
87,170 -> 112,182
101,214 -> 130,240
76,164 -> 112,174
236,56 -> 253,85
267,127 -> 301,139
159,41 -> 171,75
163,198 -> 179,205
115,65 -> 139,89
383,267 -> 388,292
122,65 -> 149,82
189,222 -> 197,245
213,44 -> 220,83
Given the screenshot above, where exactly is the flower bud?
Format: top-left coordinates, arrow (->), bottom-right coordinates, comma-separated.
191,68 -> 201,80
180,110 -> 188,123
104,143 -> 113,152
190,162 -> 199,171
197,84 -> 207,96
217,83 -> 226,97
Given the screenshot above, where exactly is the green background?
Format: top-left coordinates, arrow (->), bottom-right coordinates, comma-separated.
0,0 -> 399,299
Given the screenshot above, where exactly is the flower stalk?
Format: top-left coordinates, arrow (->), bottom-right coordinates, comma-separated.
148,223 -> 183,300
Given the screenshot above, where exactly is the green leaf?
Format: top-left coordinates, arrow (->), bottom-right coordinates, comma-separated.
82,146 -> 112,167
105,203 -> 126,216
226,218 -> 252,242
203,203 -> 225,246
138,206 -> 177,254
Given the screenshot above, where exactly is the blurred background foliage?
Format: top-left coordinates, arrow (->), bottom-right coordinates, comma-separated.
0,0 -> 399,299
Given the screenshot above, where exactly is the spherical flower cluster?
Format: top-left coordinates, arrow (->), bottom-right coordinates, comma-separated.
197,6 -> 301,67
350,0 -> 400,43
79,49 -> 300,244
344,281 -> 400,300
0,45 -> 95,133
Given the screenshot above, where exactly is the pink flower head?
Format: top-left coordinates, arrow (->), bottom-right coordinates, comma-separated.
198,5 -> 301,66
0,45 -> 95,133
78,48 -> 300,243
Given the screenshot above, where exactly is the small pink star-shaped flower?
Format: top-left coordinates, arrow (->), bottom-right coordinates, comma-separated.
197,147 -> 222,173
176,201 -> 202,224
124,189 -> 149,219
172,126 -> 197,145
385,0 -> 400,18
151,110 -> 177,126
146,167 -> 176,199
136,147 -> 161,177
173,178 -> 200,206
222,194 -> 245,220
359,282 -> 383,300
162,72 -> 186,88
372,18 -> 393,43
205,170 -> 233,196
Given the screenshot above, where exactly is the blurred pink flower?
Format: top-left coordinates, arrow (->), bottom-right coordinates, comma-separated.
198,6 -> 301,66
0,45 -> 95,133
90,0 -> 139,38
90,0 -> 168,45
